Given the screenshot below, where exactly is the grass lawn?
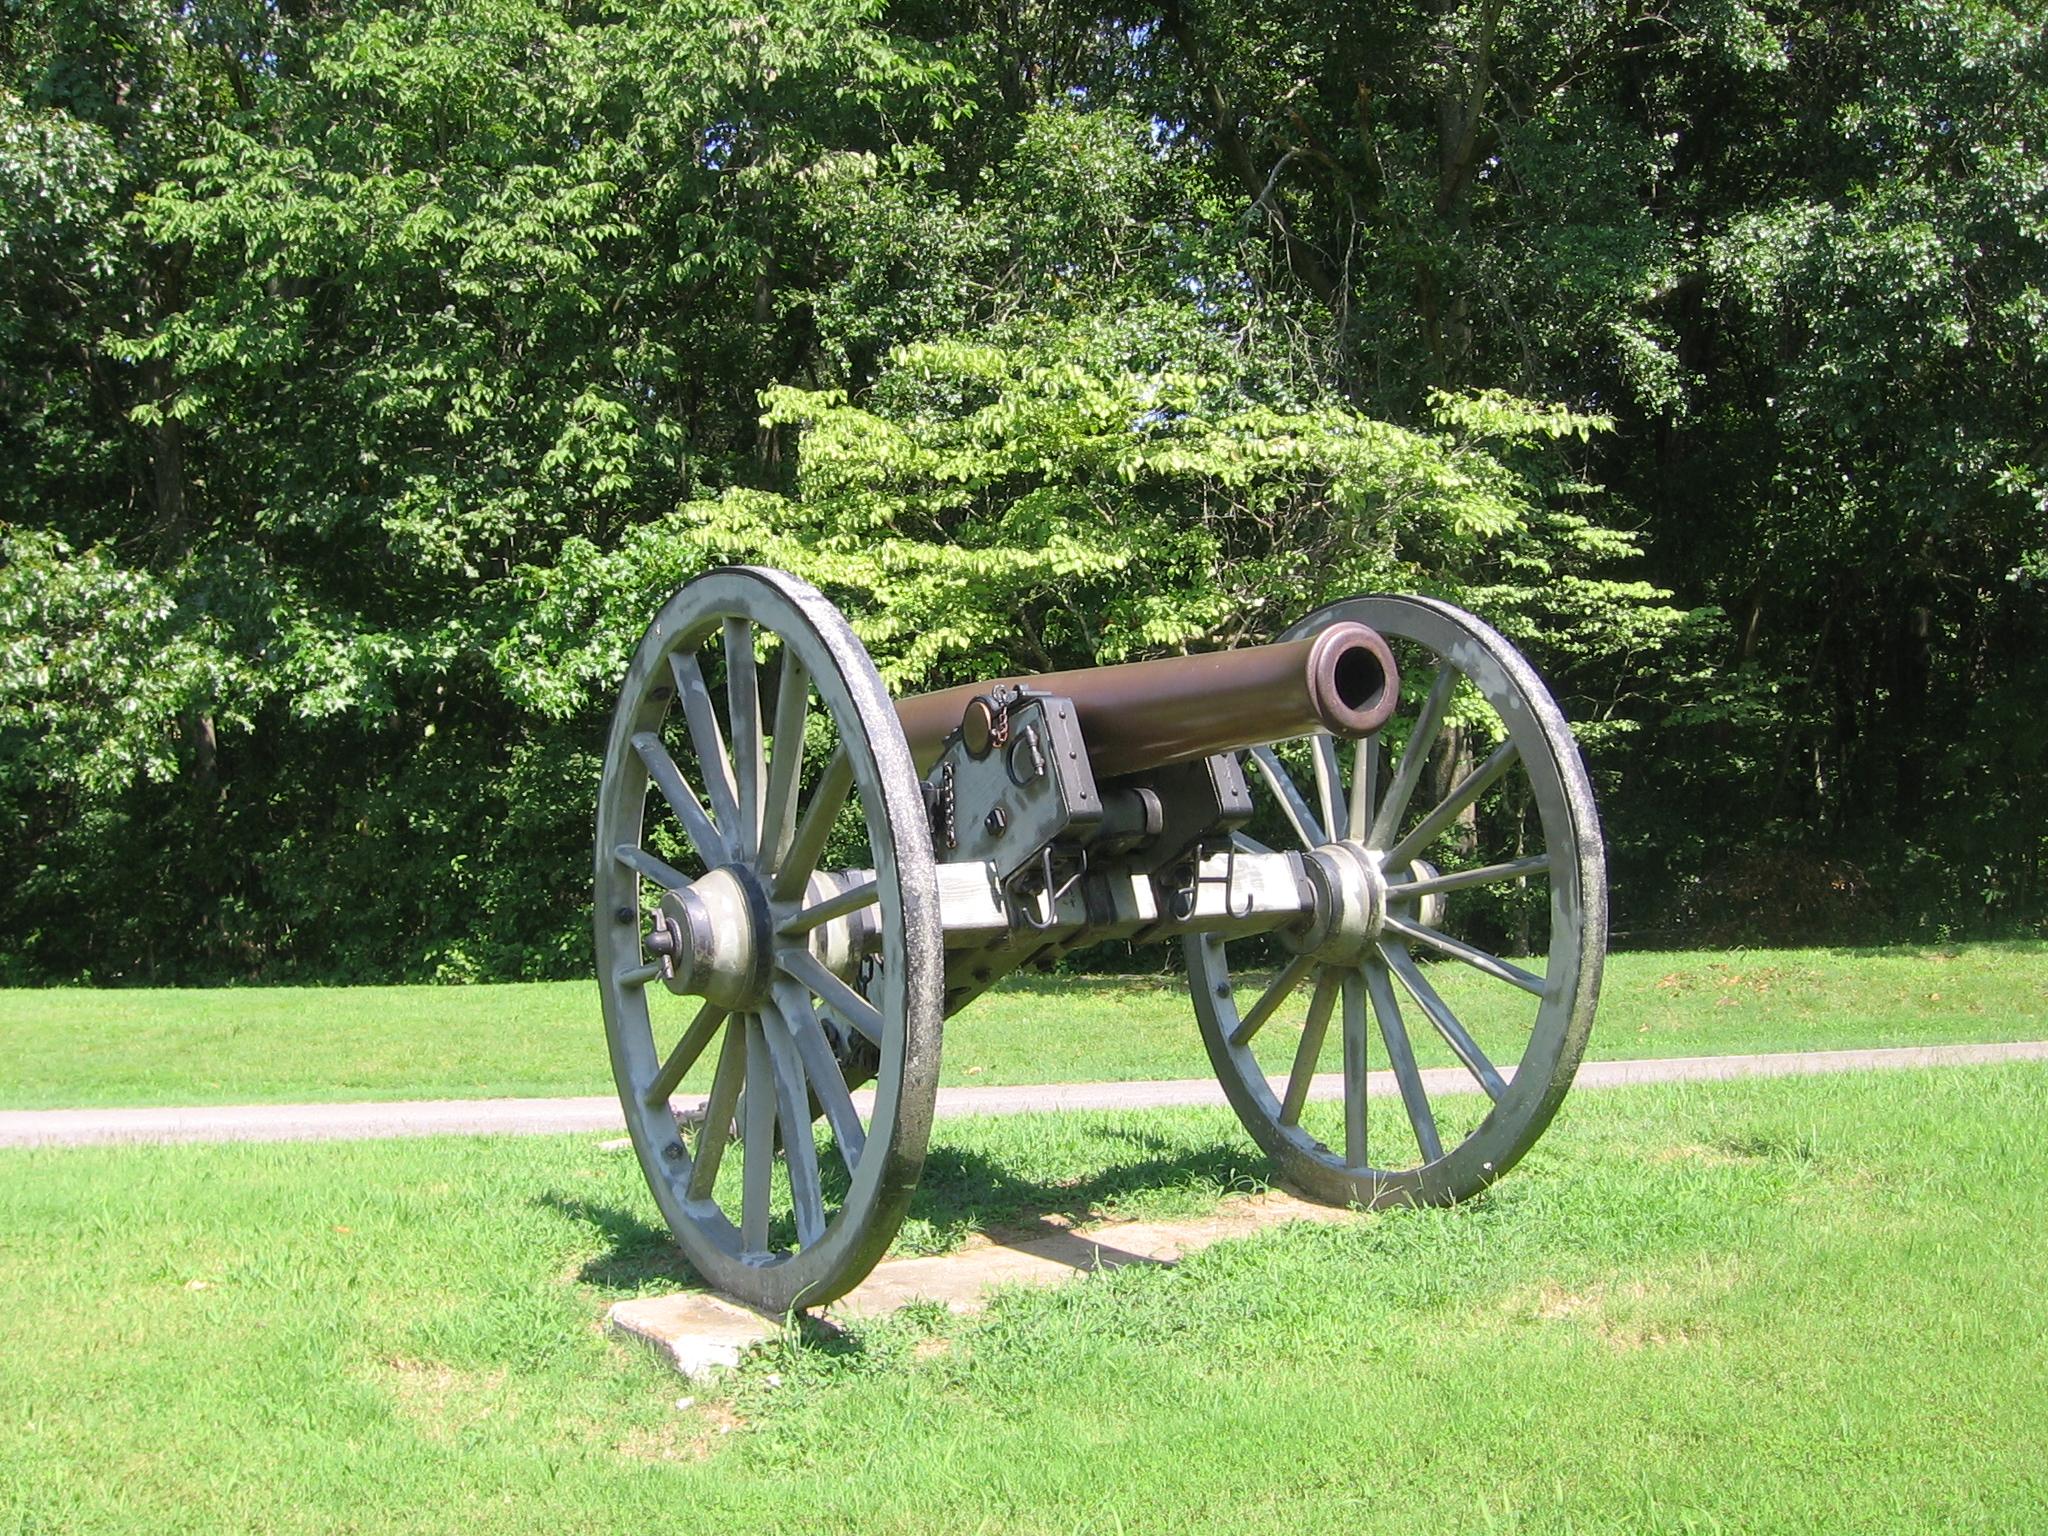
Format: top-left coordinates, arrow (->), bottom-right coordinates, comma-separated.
3,1064 -> 2045,1532
2,942 -> 2045,1109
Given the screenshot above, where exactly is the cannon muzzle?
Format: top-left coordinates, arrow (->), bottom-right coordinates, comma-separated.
895,622 -> 1398,779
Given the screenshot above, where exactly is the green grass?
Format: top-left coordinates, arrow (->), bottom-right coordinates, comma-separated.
2,942 -> 2044,1110
3,1065 -> 2045,1532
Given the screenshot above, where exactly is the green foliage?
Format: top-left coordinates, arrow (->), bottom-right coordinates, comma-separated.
2,0 -> 2042,979
1100,0 -> 2048,936
508,336 -> 1670,713
0,530 -> 259,791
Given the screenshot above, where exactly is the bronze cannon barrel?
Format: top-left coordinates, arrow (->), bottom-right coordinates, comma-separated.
894,622 -> 1398,779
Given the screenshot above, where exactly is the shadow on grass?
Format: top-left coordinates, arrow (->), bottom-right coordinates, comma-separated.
542,1124 -> 1273,1298
909,1128 -> 1269,1245
1817,937 -> 2047,960
539,1191 -> 699,1292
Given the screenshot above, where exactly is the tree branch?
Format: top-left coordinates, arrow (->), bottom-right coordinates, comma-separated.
1159,0 -> 1342,310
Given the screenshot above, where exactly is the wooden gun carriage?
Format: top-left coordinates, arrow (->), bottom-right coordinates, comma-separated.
596,567 -> 1605,1311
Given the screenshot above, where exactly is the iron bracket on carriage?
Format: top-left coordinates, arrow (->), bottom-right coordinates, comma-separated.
595,568 -> 1606,1312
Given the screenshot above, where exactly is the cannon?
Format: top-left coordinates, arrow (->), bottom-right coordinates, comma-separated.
595,567 -> 1605,1310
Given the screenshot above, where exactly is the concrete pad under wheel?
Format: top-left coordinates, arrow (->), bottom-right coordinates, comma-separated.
608,1190 -> 1353,1377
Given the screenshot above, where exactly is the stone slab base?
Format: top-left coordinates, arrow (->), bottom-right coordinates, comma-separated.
607,1291 -> 784,1377
608,1191 -> 1352,1377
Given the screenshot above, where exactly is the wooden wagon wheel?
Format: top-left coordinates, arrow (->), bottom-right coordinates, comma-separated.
594,568 -> 943,1312
1187,595 -> 1606,1206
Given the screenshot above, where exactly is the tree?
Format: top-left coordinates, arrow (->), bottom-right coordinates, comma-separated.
6,0 -> 2035,981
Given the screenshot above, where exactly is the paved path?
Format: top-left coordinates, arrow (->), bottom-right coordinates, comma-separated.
3,1040 -> 2044,1149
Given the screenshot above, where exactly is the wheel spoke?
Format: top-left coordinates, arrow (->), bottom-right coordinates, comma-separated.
668,649 -> 742,842
1369,664 -> 1454,849
1227,950 -> 1319,1048
778,877 -> 879,938
761,649 -> 811,874
771,981 -> 867,1175
615,960 -> 666,988
1231,831 -> 1276,857
1364,958 -> 1444,1164
614,843 -> 692,892
632,731 -> 731,868
1381,943 -> 1506,1101
1347,734 -> 1377,842
740,1017 -> 776,1254
1381,914 -> 1547,995
1381,740 -> 1519,872
1279,967 -> 1340,1126
777,946 -> 884,1046
771,746 -> 853,902
643,1001 -> 729,1108
687,1019 -> 747,1200
724,617 -> 764,861
760,1011 -> 826,1249
1393,855 -> 1549,900
1311,736 -> 1342,846
1341,971 -> 1367,1169
1250,746 -> 1326,849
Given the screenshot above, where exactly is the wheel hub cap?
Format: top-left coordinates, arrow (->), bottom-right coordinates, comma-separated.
650,866 -> 772,1009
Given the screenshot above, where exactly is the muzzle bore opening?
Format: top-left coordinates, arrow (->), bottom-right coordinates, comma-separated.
1311,624 -> 1398,736
1331,643 -> 1387,715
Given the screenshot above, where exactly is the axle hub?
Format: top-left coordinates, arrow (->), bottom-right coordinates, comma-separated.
647,865 -> 872,1009
1291,844 -> 1448,963
649,866 -> 771,1009
1292,842 -> 1385,963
